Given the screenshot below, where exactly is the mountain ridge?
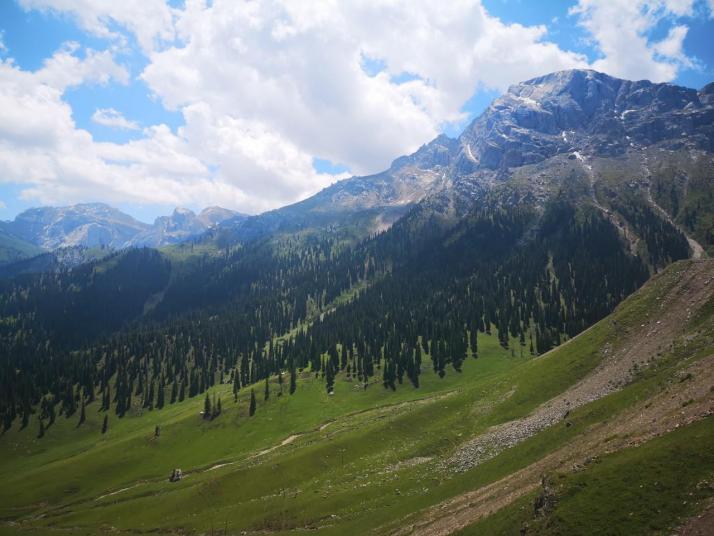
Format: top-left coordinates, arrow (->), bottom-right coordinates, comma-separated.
207,69 -> 712,255
0,202 -> 244,256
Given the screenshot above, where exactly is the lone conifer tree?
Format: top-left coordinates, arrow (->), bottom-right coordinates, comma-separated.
264,377 -> 270,401
233,372 -> 240,402
157,380 -> 165,409
101,415 -> 108,434
78,400 -> 86,426
249,389 -> 257,416
203,392 -> 212,420
470,328 -> 478,359
290,367 -> 297,395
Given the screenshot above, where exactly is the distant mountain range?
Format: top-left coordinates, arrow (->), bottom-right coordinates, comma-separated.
0,203 -> 244,263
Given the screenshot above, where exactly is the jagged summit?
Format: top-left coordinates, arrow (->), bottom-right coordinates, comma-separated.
456,68 -> 713,171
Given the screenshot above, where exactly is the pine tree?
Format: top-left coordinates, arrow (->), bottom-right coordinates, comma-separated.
203,392 -> 212,420
264,377 -> 270,401
78,400 -> 86,426
147,380 -> 155,411
233,371 -> 240,402
249,389 -> 257,417
326,359 -> 335,393
157,379 -> 165,409
289,366 -> 297,395
101,415 -> 108,434
470,328 -> 478,359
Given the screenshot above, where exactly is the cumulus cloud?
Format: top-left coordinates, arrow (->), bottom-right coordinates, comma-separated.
92,108 -> 140,130
18,0 -> 176,53
142,0 -> 587,178
570,0 -> 696,82
0,46 -> 212,208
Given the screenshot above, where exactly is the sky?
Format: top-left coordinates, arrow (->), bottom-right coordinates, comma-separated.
0,0 -> 713,223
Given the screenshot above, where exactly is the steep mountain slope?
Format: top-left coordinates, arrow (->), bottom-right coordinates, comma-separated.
0,226 -> 43,266
211,134 -> 457,243
0,260 -> 711,535
0,245 -> 114,278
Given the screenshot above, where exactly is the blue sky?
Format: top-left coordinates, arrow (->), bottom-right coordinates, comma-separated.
0,0 -> 713,223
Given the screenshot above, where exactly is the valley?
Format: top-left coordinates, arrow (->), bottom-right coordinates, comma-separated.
0,68 -> 713,535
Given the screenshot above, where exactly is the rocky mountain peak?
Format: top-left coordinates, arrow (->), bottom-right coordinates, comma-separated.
455,68 -> 712,171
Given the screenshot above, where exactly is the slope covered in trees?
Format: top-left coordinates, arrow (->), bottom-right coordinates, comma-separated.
0,183 -> 688,431
0,259 -> 711,535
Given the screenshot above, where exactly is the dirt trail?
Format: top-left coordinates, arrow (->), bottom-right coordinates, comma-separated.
93,391 -> 454,503
394,261 -> 714,536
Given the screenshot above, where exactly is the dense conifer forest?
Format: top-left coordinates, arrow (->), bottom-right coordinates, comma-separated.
0,194 -> 689,432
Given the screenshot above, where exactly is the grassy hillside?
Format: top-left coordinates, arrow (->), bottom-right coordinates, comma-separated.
0,260 -> 713,535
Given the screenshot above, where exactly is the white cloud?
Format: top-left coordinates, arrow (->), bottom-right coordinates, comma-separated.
92,108 -> 140,130
653,25 -> 693,68
0,46 -> 219,209
36,41 -> 129,89
570,0 -> 696,82
18,0 -> 176,53
142,0 -> 587,178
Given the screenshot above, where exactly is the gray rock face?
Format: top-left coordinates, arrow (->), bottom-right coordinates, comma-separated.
198,207 -> 239,227
127,207 -> 240,248
4,203 -> 150,250
456,69 -> 714,171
